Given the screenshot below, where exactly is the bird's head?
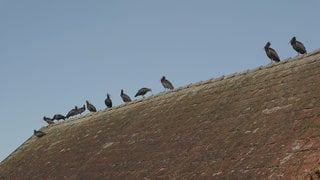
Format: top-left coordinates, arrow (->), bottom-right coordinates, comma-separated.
266,41 -> 271,47
264,42 -> 271,50
290,36 -> 296,44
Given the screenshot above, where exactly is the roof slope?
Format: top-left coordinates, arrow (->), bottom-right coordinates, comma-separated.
1,50 -> 320,179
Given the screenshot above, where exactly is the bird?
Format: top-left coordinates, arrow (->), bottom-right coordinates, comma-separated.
86,100 -> 97,112
34,130 -> 46,137
76,105 -> 86,115
264,42 -> 280,63
105,93 -> 112,108
290,36 -> 307,54
52,114 -> 66,121
135,87 -> 152,98
161,76 -> 174,90
66,106 -> 78,119
43,116 -> 54,125
120,89 -> 132,102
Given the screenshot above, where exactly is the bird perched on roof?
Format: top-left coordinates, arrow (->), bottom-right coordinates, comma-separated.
264,42 -> 280,63
34,130 -> 46,137
76,105 -> 86,115
121,89 -> 132,102
290,36 -> 307,54
43,116 -> 54,125
161,76 -> 174,90
52,114 -> 66,121
105,93 -> 112,108
135,87 -> 152,98
66,106 -> 78,119
86,100 -> 97,112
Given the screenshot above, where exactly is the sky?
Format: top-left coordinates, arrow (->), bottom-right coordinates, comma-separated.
0,0 -> 319,162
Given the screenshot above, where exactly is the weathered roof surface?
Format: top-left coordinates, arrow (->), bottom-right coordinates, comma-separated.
1,50 -> 320,179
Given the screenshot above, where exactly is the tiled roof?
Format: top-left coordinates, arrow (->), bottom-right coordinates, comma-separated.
1,50 -> 320,179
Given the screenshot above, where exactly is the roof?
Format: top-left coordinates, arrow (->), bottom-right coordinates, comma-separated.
1,50 -> 320,179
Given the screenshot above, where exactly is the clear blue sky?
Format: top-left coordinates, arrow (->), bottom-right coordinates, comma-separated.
1,1 -> 319,162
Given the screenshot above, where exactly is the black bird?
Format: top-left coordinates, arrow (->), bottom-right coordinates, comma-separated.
161,76 -> 174,90
66,106 -> 78,119
86,100 -> 97,112
34,130 -> 46,137
120,89 -> 132,102
52,114 -> 66,121
264,42 -> 280,63
105,93 -> 112,108
135,87 -> 152,98
43,116 -> 54,125
290,36 -> 307,54
76,105 -> 86,115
